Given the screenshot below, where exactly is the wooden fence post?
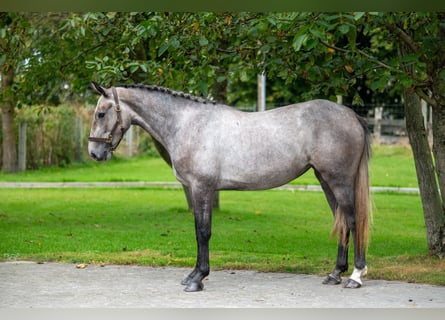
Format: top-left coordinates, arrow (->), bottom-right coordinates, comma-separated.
18,121 -> 27,171
75,115 -> 83,162
257,72 -> 266,112
374,106 -> 383,145
336,95 -> 343,105
126,126 -> 133,157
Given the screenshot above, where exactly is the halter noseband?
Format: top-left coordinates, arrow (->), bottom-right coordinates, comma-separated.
88,87 -> 125,151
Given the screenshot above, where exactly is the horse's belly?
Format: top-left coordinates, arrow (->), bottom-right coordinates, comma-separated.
218,161 -> 309,191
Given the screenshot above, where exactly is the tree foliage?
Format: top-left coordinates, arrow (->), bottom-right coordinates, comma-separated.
1,12 -> 444,256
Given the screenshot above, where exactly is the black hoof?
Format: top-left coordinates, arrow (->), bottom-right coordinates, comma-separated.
184,281 -> 204,292
181,277 -> 191,286
343,278 -> 362,289
322,274 -> 341,285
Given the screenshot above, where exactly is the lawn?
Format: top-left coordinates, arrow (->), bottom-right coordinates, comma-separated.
0,187 -> 443,285
1,145 -> 443,286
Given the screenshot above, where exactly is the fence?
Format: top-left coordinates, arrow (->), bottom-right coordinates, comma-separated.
356,100 -> 431,145
0,99 -> 429,171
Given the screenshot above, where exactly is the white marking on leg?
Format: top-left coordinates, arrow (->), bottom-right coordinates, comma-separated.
349,266 -> 368,285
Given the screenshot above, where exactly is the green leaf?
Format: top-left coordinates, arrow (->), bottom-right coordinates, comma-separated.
338,24 -> 350,34
158,43 -> 169,57
304,38 -> 319,50
170,38 -> 180,49
369,77 -> 388,91
309,28 -> 325,39
292,33 -> 308,52
346,25 -> 357,49
352,92 -> 364,106
199,37 -> 208,46
260,44 -> 271,53
353,12 -> 365,20
129,64 -> 139,73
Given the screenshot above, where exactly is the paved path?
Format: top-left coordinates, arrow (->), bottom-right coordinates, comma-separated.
1,261 -> 444,308
0,181 -> 420,193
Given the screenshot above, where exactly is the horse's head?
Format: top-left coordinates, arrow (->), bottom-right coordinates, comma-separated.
88,82 -> 130,161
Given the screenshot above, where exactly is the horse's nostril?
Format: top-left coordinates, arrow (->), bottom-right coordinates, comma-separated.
90,152 -> 99,161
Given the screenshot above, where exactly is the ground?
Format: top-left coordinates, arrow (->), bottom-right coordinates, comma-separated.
1,261 -> 444,308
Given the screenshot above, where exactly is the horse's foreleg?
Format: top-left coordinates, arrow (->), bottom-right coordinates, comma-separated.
181,188 -> 214,292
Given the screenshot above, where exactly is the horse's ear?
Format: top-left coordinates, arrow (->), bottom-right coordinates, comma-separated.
90,82 -> 109,97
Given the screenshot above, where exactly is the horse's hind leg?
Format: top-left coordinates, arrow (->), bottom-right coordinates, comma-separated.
333,187 -> 367,289
315,170 -> 350,285
343,223 -> 368,288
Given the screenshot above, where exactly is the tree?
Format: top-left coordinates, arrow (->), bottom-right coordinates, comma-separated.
1,13 -> 25,172
1,13 -> 87,172
277,12 -> 445,257
2,12 -> 444,256
388,13 -> 445,256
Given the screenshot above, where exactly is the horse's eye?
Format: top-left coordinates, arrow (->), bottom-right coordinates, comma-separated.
97,112 -> 106,119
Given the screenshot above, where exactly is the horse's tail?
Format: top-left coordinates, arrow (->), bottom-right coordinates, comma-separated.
354,115 -> 371,254
334,115 -> 371,253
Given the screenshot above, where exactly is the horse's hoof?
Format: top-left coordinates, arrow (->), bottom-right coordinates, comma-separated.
184,281 -> 204,292
322,274 -> 341,285
343,278 -> 362,289
181,277 -> 191,286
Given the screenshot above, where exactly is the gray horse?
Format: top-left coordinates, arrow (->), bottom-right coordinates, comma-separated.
88,83 -> 371,292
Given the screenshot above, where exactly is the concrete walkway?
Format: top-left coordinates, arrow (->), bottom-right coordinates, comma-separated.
0,181 -> 420,193
1,261 -> 444,308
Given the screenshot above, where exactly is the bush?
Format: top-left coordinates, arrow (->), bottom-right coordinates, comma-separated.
6,104 -> 157,170
15,105 -> 78,169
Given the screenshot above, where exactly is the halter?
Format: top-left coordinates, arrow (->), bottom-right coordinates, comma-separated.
88,87 -> 125,151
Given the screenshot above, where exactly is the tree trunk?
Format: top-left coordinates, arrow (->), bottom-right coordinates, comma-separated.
428,14 -> 445,256
395,16 -> 445,257
431,104 -> 445,256
1,67 -> 17,173
403,89 -> 445,257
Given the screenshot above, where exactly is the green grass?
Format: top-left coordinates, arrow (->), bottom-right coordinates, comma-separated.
369,145 -> 418,188
1,145 -> 442,286
0,187 -> 443,286
0,155 -> 176,182
0,145 -> 419,188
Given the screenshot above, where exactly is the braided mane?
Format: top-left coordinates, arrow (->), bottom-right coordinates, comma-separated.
116,83 -> 217,105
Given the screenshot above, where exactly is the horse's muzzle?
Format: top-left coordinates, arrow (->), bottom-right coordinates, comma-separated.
89,149 -> 111,162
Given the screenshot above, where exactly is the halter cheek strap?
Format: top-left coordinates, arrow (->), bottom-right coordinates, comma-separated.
88,87 -> 125,151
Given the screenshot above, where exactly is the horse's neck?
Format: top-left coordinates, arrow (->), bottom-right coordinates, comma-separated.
124,90 -> 182,150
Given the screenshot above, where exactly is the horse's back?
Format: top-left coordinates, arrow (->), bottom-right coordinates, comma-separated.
212,100 -> 365,190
